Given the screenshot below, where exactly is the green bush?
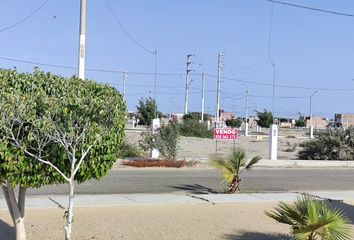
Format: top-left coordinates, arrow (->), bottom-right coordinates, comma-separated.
295,119 -> 305,127
118,142 -> 143,158
225,118 -> 242,128
178,119 -> 213,138
298,127 -> 354,160
140,122 -> 179,159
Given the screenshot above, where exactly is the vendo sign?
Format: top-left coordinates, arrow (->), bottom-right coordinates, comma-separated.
214,128 -> 238,140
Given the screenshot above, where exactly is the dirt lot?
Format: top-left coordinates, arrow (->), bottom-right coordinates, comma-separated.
125,127 -> 309,161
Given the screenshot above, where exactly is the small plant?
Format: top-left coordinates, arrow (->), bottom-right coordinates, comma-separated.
210,148 -> 261,193
265,195 -> 351,240
139,122 -> 179,159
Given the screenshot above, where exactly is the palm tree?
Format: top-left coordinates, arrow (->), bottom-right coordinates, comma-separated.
265,195 -> 351,240
210,148 -> 261,193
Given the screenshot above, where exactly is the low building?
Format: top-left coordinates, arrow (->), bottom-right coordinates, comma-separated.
334,113 -> 354,127
306,116 -> 328,129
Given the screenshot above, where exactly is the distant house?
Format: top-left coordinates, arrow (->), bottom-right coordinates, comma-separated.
334,113 -> 354,127
306,116 -> 328,129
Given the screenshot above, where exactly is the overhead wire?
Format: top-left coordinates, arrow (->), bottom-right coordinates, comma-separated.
2,56 -> 354,92
0,0 -> 51,33
104,0 -> 155,55
266,0 -> 354,18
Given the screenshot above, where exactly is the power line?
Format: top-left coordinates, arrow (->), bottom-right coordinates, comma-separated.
0,56 -> 184,76
0,0 -> 51,33
205,74 -> 354,92
266,0 -> 354,18
104,0 -> 155,55
3,55 -> 354,92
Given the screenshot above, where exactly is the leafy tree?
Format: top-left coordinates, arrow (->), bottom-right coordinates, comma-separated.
256,110 -> 273,128
210,148 -> 260,193
295,119 -> 305,127
225,118 -> 242,128
0,69 -> 126,240
136,97 -> 162,126
265,195 -> 351,240
140,122 -> 179,159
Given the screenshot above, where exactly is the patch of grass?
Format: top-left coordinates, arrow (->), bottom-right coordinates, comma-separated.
121,159 -> 198,168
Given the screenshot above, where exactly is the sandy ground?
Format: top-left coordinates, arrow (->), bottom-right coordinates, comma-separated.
0,202 -> 291,240
2,200 -> 354,240
125,128 -> 308,161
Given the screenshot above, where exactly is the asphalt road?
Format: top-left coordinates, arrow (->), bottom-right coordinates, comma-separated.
25,168 -> 354,195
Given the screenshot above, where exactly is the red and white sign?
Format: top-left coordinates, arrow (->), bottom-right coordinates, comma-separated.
214,128 -> 238,140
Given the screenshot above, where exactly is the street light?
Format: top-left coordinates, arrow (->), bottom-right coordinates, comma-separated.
309,90 -> 318,139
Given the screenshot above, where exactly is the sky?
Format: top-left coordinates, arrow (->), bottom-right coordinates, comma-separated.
1,0 -> 354,119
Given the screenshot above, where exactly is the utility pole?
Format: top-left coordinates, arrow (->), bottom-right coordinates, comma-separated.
154,50 -> 158,119
122,71 -> 127,101
78,0 -> 86,80
215,52 -> 225,128
272,62 -> 276,121
309,90 -> 318,139
269,61 -> 278,160
201,73 -> 205,122
245,88 -> 249,136
184,54 -> 193,114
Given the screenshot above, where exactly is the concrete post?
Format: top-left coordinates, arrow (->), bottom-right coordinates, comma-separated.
269,124 -> 278,160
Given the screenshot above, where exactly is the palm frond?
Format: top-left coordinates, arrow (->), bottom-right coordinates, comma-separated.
266,195 -> 352,240
245,156 -> 261,169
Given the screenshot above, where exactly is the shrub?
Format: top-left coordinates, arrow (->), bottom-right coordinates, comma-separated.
139,122 -> 179,159
118,142 -> 143,158
298,127 -> 354,160
295,119 -> 305,127
225,118 -> 242,128
178,119 -> 213,138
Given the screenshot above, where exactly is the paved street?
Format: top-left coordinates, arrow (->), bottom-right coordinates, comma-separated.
25,168 -> 354,195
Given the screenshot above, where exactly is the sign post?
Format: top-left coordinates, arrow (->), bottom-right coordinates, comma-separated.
213,128 -> 239,155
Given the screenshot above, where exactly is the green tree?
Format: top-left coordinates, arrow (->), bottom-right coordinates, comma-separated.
210,148 -> 260,193
225,118 -> 242,128
136,97 -> 162,126
265,195 -> 351,240
0,69 -> 126,240
256,110 -> 273,128
295,119 -> 306,127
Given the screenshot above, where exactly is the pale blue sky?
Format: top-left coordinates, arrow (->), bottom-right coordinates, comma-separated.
1,0 -> 354,119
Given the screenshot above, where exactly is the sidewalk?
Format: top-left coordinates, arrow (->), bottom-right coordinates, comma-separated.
255,159 -> 354,168
2,191 -> 354,209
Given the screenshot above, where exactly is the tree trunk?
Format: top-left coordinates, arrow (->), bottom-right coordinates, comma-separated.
1,182 -> 27,240
64,181 -> 75,240
227,175 -> 241,193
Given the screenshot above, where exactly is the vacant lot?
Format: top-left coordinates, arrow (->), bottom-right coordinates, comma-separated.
125,127 -> 308,161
